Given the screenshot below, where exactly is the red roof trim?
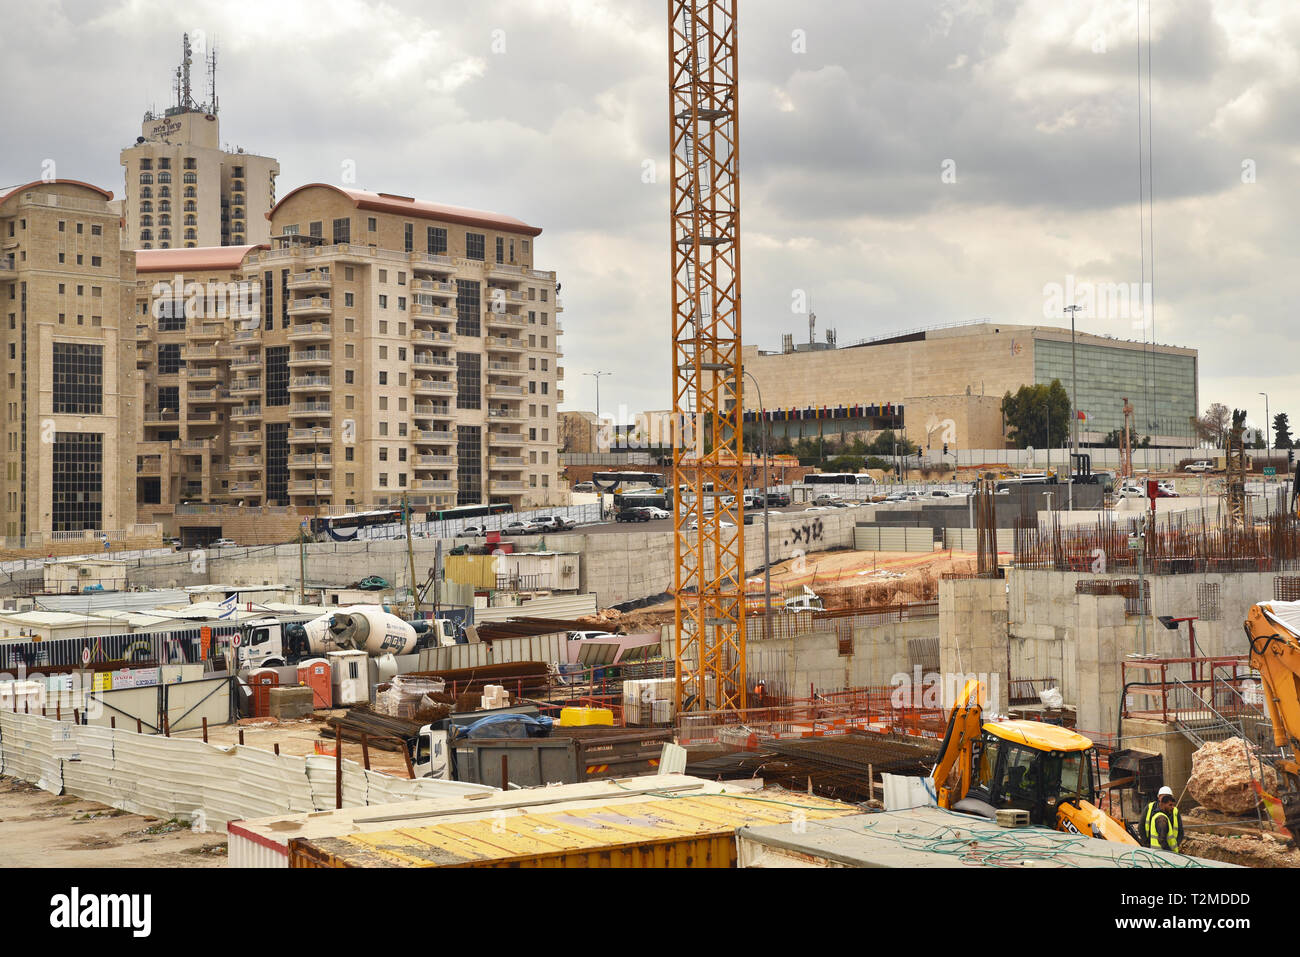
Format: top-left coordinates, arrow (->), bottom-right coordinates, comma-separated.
134,244 -> 267,274
0,179 -> 114,207
269,183 -> 542,237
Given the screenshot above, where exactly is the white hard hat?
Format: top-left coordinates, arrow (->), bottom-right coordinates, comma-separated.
1158,786 -> 1174,798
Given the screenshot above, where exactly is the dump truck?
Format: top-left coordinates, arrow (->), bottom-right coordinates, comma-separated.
237,606 -> 458,669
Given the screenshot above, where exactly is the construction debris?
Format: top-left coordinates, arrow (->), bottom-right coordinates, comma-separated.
1187,737 -> 1278,814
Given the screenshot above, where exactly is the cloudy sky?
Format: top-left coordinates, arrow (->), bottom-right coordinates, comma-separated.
2,0 -> 1297,437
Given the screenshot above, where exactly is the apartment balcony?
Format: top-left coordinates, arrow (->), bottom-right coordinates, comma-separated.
0,257 -> 16,279
136,345 -> 152,367
185,364 -> 221,383
230,431 -> 261,446
287,296 -> 332,317
188,321 -> 225,342
412,279 -> 456,297
231,404 -> 263,420
487,407 -> 525,422
488,455 -> 527,469
411,302 -> 456,321
290,374 -> 331,392
412,354 -> 455,369
413,378 -> 456,395
487,431 -> 525,446
290,428 -> 331,443
489,287 -> 528,304
289,480 -> 332,494
556,389 -> 564,402
143,407 -> 180,424
137,456 -> 163,475
412,329 -> 453,345
486,382 -> 524,398
290,401 -> 331,416
488,480 -> 526,493
230,482 -> 260,494
408,252 -> 455,275
288,322 -> 331,343
526,267 -> 556,282
135,324 -> 153,342
185,409 -> 217,424
484,336 -> 523,353
230,456 -> 263,470
413,479 -> 456,491
232,328 -> 262,344
231,354 -> 262,369
289,454 -> 332,468
555,299 -> 564,314
487,360 -> 524,377
413,428 -> 455,443
486,262 -> 525,284
414,454 -> 456,467
485,311 -> 525,330
288,271 -> 331,291
556,367 -> 564,381
230,378 -> 262,395
288,349 -> 331,367
412,404 -> 452,419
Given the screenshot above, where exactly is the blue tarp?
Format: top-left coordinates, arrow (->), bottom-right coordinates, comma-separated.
454,714 -> 553,740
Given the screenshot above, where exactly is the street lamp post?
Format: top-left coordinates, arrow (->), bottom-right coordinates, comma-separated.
743,371 -> 772,639
585,371 -> 611,450
1065,304 -> 1082,509
1260,392 -> 1271,473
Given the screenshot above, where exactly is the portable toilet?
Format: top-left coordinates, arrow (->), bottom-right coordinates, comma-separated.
248,668 -> 280,718
327,650 -> 369,707
296,658 -> 332,710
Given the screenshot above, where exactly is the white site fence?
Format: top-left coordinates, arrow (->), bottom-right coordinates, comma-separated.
0,710 -> 492,829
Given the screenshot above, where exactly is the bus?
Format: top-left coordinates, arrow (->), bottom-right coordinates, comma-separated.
592,471 -> 666,493
426,502 -> 513,522
805,473 -> 877,486
311,508 -> 402,541
614,490 -> 672,511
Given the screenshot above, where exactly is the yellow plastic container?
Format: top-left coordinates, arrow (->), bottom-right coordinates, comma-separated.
559,706 -> 614,727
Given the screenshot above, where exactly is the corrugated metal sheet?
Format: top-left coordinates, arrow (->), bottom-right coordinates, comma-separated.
288,791 -> 858,868
474,593 -> 597,623
35,590 -> 190,614
444,554 -> 499,589
418,643 -> 492,672
492,632 -> 565,665
854,526 -> 933,553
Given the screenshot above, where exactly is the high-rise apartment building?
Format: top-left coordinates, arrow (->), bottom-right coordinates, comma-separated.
120,36 -> 279,251
133,183 -> 564,521
0,180 -> 138,538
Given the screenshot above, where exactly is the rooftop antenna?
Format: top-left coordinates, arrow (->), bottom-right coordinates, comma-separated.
208,39 -> 219,114
181,33 -> 194,110
808,294 -> 816,346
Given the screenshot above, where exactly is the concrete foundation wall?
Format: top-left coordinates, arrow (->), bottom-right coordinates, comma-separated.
939,577 -> 1009,712
746,617 -> 938,696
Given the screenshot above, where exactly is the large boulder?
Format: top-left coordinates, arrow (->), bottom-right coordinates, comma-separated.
1187,737 -> 1278,815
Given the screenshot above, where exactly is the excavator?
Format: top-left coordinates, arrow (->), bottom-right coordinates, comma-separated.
1244,599 -> 1300,836
931,679 -> 1137,843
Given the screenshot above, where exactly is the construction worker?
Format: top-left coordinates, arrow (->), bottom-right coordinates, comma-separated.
1142,786 -> 1183,853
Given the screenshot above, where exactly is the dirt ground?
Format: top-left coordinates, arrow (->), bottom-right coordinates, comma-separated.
170,711 -> 414,776
0,776 -> 226,867
589,548 -> 978,632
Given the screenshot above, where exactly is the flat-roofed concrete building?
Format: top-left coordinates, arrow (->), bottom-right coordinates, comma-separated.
133,183 -> 564,520
0,179 -> 139,539
740,320 -> 1199,450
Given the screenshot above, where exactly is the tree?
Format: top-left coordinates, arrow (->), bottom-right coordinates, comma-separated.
1194,402 -> 1231,448
1100,427 -> 1139,449
1001,380 -> 1071,450
1274,412 -> 1294,450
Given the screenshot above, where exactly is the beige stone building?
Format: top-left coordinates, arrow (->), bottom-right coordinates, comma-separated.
740,321 -> 1198,449
0,180 -> 138,539
119,42 -> 278,251
133,183 -> 564,520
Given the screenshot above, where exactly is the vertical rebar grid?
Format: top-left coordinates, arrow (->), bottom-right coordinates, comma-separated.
670,0 -> 746,713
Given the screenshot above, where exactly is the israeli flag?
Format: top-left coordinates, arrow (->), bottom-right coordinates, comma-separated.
218,594 -> 238,620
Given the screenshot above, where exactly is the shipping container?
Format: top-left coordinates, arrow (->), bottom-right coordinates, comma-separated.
287,788 -> 857,868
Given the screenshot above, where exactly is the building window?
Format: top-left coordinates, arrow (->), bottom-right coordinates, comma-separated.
157,171 -> 171,184
266,423 -> 289,505
427,227 -> 447,255
404,223 -> 414,252
51,433 -> 103,531
157,343 -> 184,376
52,343 -> 103,415
183,172 -> 197,184
185,186 -> 196,198
332,218 -> 350,244
457,426 -> 481,505
265,346 -> 289,406
455,280 -> 480,338
368,217 -> 377,232
457,352 -> 481,410
139,173 -> 153,185
157,297 -> 185,332
379,371 -> 388,385
379,295 -> 388,309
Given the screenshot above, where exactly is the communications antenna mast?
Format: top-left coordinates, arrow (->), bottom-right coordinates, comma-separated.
669,0 -> 746,713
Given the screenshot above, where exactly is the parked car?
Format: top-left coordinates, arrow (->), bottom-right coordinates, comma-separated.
688,519 -> 736,529
764,491 -> 791,507
1156,482 -> 1179,498
1118,484 -> 1145,498
165,537 -> 183,550
566,629 -> 617,642
1185,461 -> 1214,473
573,482 -> 596,493
460,524 -> 488,537
615,507 -> 652,523
534,516 -> 575,532
928,489 -> 957,498
639,507 -> 671,520
210,538 -> 237,548
812,493 -> 842,506
803,506 -> 830,512
503,521 -> 541,535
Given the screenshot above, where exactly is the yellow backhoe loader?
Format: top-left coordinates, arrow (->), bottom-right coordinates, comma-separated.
931,679 -> 1136,842
1244,599 -> 1300,836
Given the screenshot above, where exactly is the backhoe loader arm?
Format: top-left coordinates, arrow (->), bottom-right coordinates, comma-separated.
1245,604 -> 1300,773
931,679 -> 985,808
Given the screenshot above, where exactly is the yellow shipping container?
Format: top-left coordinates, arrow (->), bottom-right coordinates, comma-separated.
288,791 -> 857,868
443,553 -> 500,590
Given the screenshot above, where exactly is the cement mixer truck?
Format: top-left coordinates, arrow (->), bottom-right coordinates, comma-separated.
235,606 -> 459,670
